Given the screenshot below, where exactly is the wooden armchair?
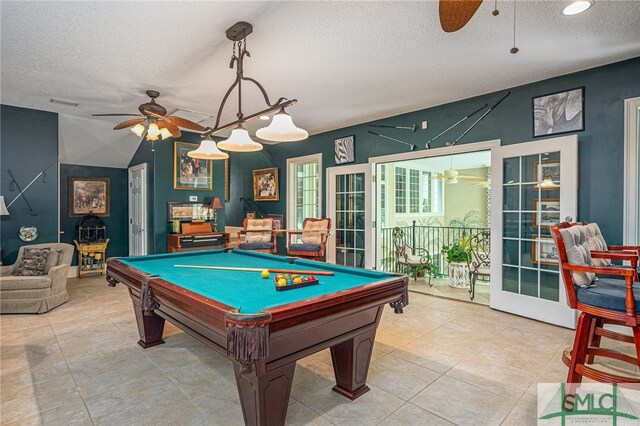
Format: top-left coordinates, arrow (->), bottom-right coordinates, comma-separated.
550,222 -> 640,407
287,218 -> 331,261
392,227 -> 432,286
467,230 -> 490,301
237,218 -> 277,254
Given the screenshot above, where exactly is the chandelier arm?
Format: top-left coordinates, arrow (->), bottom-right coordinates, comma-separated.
241,76 -> 277,107
202,99 -> 297,138
212,79 -> 240,130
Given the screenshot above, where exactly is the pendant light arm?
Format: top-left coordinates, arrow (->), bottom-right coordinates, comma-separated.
211,79 -> 240,131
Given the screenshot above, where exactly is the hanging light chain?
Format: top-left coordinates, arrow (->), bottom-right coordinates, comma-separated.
510,1 -> 519,54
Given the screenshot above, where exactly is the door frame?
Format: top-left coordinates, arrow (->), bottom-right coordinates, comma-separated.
128,163 -> 148,256
490,134 -> 578,328
623,97 -> 640,245
326,163 -> 373,268
368,139 -> 500,271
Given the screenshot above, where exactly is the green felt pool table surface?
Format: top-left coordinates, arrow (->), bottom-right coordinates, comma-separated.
119,249 -> 394,313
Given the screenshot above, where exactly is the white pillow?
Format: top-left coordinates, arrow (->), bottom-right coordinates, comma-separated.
584,223 -> 611,267
560,226 -> 595,287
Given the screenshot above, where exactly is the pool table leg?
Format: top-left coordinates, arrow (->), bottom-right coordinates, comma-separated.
131,297 -> 165,349
233,360 -> 296,426
330,328 -> 376,400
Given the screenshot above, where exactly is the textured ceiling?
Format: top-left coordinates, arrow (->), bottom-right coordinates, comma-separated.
2,1 -> 639,167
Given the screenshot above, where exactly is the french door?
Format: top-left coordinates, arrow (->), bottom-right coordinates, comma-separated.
490,135 -> 578,328
326,164 -> 373,268
128,163 -> 147,256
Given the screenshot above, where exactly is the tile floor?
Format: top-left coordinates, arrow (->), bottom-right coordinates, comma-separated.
1,275 -> 581,425
408,277 -> 490,306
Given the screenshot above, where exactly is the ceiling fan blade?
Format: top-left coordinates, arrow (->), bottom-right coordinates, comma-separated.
166,115 -> 206,132
458,175 -> 485,181
439,0 -> 483,32
93,113 -> 143,117
113,118 -> 145,130
160,122 -> 182,138
142,109 -> 166,119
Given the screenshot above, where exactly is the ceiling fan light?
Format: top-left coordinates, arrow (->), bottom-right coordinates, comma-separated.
540,178 -> 560,189
217,125 -> 263,152
159,127 -> 173,140
147,123 -> 161,138
563,0 -> 592,15
188,138 -> 229,160
256,109 -> 308,142
131,123 -> 145,137
147,133 -> 159,141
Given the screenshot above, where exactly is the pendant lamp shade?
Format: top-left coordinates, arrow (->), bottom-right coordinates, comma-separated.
217,125 -> 263,152
131,123 -> 145,137
0,196 -> 9,215
188,137 -> 229,160
256,109 -> 308,142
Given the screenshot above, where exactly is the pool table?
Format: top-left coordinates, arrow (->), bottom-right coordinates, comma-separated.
106,249 -> 408,426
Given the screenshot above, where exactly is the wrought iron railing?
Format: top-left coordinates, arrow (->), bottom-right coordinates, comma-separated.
380,221 -> 489,276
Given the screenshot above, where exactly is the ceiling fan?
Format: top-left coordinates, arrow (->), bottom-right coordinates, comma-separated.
92,90 -> 206,141
433,158 -> 486,184
439,0 -> 484,32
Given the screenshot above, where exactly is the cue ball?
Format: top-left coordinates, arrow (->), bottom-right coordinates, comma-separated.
261,270 -> 270,278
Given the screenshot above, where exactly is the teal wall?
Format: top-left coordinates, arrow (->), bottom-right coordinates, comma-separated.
243,57 -> 639,248
1,105 -> 59,264
59,164 -> 128,265
129,134 -> 230,254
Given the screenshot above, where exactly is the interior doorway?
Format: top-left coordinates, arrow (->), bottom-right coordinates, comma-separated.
128,163 -> 147,256
375,150 -> 491,305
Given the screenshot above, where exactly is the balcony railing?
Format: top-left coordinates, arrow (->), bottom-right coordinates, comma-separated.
380,221 -> 489,276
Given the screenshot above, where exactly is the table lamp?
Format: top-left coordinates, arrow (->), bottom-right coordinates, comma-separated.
209,197 -> 223,231
0,196 -> 9,216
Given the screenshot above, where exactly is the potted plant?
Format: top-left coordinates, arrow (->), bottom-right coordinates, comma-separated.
441,235 -> 473,288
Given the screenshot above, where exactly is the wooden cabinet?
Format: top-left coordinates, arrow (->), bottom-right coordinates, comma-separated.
167,222 -> 229,252
74,239 -> 109,278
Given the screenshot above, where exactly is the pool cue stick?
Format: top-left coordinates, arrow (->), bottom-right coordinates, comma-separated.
174,264 -> 335,276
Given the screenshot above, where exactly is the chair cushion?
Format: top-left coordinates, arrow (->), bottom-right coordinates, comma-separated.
246,219 -> 273,243
12,247 -> 51,276
301,219 -> 329,244
575,278 -> 640,313
239,242 -> 274,250
44,249 -> 63,273
0,275 -> 52,290
584,223 -> 611,267
560,226 -> 595,287
289,243 -> 321,253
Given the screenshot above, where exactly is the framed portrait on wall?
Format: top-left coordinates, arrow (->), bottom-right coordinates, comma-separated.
268,214 -> 284,231
532,87 -> 584,137
69,177 -> 110,217
253,167 -> 279,201
173,142 -> 213,190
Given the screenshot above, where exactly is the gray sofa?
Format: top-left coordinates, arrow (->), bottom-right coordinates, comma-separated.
1,243 -> 74,314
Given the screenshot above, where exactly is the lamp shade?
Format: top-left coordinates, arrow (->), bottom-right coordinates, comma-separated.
209,197 -> 223,210
188,138 -> 229,160
217,125 -> 263,152
540,178 -> 560,189
0,196 -> 9,216
256,109 -> 308,142
131,123 -> 146,137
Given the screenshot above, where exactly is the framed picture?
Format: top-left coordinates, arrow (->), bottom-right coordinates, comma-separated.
173,141 -> 213,190
69,177 -> 110,217
334,135 -> 355,164
253,167 -> 279,201
533,198 -> 560,228
246,212 -> 256,220
167,202 -> 209,222
268,214 -> 284,231
532,87 -> 584,137
534,160 -> 560,190
531,235 -> 559,266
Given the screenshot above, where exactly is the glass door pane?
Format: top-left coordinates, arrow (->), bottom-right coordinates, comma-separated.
335,172 -> 366,267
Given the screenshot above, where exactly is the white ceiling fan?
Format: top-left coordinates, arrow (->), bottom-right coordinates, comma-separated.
433,158 -> 486,184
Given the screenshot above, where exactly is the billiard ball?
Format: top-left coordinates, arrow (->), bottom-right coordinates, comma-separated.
293,277 -> 302,284
285,279 -> 293,285
275,274 -> 284,281
277,278 -> 287,286
261,270 -> 270,279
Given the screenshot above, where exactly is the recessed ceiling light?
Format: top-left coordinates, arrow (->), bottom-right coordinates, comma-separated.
50,98 -> 79,107
259,115 -> 270,121
563,1 -> 593,15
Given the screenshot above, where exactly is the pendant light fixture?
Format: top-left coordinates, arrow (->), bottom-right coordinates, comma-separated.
188,136 -> 229,160
190,21 -> 307,158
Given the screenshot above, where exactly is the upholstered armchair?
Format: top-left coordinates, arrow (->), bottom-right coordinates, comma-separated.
287,218 -> 331,261
1,243 -> 75,314
237,218 -> 277,254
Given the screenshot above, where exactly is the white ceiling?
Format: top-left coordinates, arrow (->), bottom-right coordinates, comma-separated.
2,1 -> 639,168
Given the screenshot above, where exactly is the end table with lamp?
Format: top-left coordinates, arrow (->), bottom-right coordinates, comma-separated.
208,197 -> 223,232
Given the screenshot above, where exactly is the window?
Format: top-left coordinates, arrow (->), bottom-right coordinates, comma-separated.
287,154 -> 322,229
395,167 -> 406,213
380,165 -> 386,227
394,166 -> 442,215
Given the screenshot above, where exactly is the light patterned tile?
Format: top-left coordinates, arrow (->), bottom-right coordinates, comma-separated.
368,354 -> 440,401
285,401 -> 333,426
4,394 -> 92,426
378,403 -> 455,426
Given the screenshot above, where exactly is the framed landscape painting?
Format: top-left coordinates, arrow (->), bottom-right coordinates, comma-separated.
69,177 -> 110,217
533,198 -> 560,228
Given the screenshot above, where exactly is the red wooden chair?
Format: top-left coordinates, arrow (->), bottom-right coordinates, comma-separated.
550,222 -> 640,408
286,218 -> 331,261
237,218 -> 277,254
